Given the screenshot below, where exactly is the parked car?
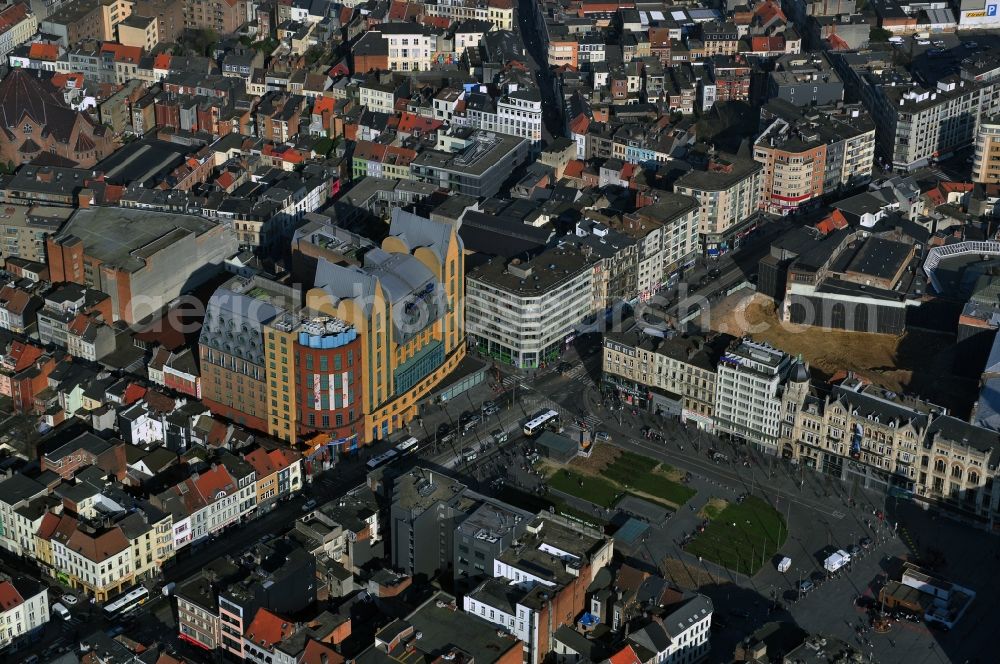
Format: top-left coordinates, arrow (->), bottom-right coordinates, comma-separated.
860,536 -> 873,549
462,447 -> 478,462
61,593 -> 78,606
438,423 -> 456,443
51,603 -> 71,620
848,544 -> 861,556
491,429 -> 508,444
594,431 -> 611,442
798,579 -> 815,594
301,499 -> 317,512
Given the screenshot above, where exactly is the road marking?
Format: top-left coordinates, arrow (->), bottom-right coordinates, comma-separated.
832,511 -> 845,520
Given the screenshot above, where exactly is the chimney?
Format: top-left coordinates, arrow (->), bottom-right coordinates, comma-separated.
78,188 -> 94,208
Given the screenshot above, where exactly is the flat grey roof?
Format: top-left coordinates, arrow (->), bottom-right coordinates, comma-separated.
469,246 -> 596,296
55,207 -> 219,273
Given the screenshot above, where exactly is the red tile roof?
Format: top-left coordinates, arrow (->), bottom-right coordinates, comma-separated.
608,645 -> 642,664
245,608 -> 295,650
313,96 -> 335,115
816,209 -> 849,234
6,341 -> 44,372
421,15 -> 450,29
0,285 -> 32,316
191,465 -> 237,504
569,113 -> 589,135
563,160 -> 585,179
300,639 -> 345,664
826,33 -> 850,51
29,43 -> 58,61
122,383 -> 147,405
51,72 -> 84,90
387,0 -> 408,20
100,42 -> 142,64
0,580 -> 24,611
0,3 -> 28,33
397,112 -> 442,134
754,0 -> 786,25
153,53 -> 172,70
751,35 -> 784,52
66,526 -> 129,563
216,171 -> 236,189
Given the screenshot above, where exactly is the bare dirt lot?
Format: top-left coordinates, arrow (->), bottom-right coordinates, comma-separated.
708,291 -> 978,416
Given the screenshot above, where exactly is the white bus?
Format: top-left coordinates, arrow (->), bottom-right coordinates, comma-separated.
104,587 -> 149,618
523,410 -> 559,437
394,437 -> 420,455
366,449 -> 399,470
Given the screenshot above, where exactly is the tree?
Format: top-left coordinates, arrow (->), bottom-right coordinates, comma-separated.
305,45 -> 326,67
313,137 -> 334,157
870,27 -> 892,43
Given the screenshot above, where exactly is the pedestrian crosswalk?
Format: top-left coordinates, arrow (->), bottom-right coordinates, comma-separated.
927,167 -> 952,182
562,364 -> 588,381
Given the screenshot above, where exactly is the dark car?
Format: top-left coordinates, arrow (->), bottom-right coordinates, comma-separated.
798,579 -> 815,594
860,536 -> 873,549
557,361 -> 573,374
438,423 -> 456,443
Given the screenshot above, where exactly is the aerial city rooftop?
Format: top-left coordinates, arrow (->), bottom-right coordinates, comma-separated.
0,0 -> 1000,662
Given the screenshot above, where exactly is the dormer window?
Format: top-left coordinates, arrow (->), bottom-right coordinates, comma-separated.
22,123 -> 31,134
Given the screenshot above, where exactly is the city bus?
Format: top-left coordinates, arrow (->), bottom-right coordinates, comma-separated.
394,437 -> 420,456
104,587 -> 149,618
366,449 -> 399,470
523,410 -> 559,437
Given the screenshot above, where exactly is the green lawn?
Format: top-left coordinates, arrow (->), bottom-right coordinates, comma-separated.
604,451 -> 696,507
548,469 -> 623,508
684,495 -> 788,576
544,451 -> 696,512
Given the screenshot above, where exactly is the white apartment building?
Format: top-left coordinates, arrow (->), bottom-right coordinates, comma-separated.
0,475 -> 48,557
425,0 -> 514,30
185,465 -> 257,543
496,90 -> 543,144
0,576 -> 48,652
373,23 -> 436,72
628,595 -> 714,664
458,88 -> 544,145
466,247 -> 597,369
713,339 -> 793,454
973,115 -> 1000,184
0,5 -> 37,61
850,60 -> 1000,172
674,154 -> 763,256
625,193 -> 700,301
50,526 -> 134,601
464,580 -> 540,662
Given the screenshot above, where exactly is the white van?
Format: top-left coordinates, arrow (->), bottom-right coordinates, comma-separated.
777,556 -> 791,573
51,602 -> 71,619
